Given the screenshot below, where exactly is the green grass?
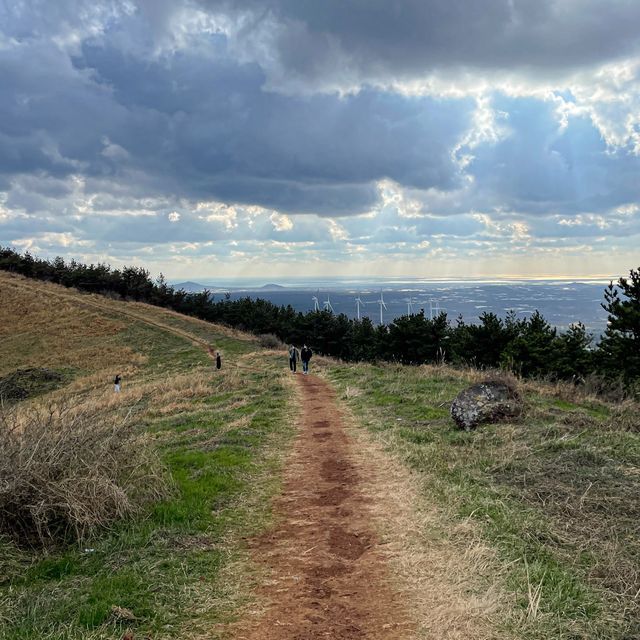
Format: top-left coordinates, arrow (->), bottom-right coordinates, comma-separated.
0,312 -> 293,639
136,311 -> 257,358
326,362 -> 640,640
118,321 -> 212,374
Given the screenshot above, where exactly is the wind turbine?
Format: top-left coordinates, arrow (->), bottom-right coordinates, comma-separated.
405,297 -> 417,316
323,293 -> 334,313
376,290 -> 388,325
429,298 -> 447,319
311,290 -> 320,312
355,293 -> 366,320
428,299 -> 440,320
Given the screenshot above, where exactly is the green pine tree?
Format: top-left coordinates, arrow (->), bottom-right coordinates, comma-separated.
597,267 -> 640,384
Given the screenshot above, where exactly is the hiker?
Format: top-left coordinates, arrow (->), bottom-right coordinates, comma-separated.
114,374 -> 121,392
300,344 -> 312,374
216,351 -> 222,370
288,344 -> 299,372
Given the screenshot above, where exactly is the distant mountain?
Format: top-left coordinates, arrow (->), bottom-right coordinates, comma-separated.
173,281 -> 207,292
261,283 -> 286,290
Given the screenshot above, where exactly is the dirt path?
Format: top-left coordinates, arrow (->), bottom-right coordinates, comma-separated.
234,373 -> 414,640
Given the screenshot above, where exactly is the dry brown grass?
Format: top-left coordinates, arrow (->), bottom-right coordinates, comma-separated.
0,270 -> 261,406
0,272 -> 139,377
71,369 -> 220,409
0,398 -> 170,545
0,271 -> 258,387
257,333 -> 286,350
0,348 -> 250,544
411,362 -> 626,407
0,271 -> 260,548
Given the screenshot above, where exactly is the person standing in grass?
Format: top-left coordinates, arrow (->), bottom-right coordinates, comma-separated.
300,344 -> 312,374
216,351 -> 222,370
289,344 -> 299,373
114,374 -> 121,392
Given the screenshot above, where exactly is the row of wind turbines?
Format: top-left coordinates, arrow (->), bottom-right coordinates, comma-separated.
311,291 -> 444,325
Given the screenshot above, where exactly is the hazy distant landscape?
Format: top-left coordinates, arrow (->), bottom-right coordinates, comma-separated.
173,278 -> 612,333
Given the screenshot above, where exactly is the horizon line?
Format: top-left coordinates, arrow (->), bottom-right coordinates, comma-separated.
169,274 -> 619,284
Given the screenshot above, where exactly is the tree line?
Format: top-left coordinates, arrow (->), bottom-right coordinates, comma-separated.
1,246 -> 639,389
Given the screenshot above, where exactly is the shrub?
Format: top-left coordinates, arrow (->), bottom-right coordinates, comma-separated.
0,401 -> 171,546
0,368 -> 66,403
258,333 -> 285,349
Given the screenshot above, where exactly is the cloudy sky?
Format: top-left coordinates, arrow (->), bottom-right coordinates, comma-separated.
2,0 -> 640,279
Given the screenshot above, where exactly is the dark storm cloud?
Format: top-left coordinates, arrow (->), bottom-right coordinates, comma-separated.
0,18 -> 474,216
200,0 -> 640,81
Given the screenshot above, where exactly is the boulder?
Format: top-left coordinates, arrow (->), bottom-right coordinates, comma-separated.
450,380 -> 522,430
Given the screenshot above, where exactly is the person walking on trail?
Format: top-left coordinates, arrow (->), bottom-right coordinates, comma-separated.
216,351 -> 222,370
114,374 -> 121,392
300,345 -> 312,374
288,344 -> 299,373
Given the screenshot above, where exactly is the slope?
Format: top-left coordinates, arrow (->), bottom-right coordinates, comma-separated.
0,271 -> 294,639
0,272 -> 513,640
3,270 -> 638,640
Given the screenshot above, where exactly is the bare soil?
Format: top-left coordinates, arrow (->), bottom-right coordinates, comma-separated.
234,373 -> 414,640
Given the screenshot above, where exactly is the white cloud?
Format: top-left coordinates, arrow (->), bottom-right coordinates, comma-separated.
269,212 -> 293,231
196,202 -> 238,230
328,219 -> 348,242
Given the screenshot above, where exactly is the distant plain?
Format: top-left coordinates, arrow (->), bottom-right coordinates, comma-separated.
173,278 -> 612,333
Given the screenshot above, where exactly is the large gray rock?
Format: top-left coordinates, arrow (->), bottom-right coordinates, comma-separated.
450,380 -> 522,430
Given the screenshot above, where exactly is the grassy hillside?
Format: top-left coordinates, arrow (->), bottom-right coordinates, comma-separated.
320,360 -> 640,640
0,272 -> 294,639
2,270 -> 639,640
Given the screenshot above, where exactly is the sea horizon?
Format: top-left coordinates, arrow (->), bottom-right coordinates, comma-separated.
169,274 -> 618,290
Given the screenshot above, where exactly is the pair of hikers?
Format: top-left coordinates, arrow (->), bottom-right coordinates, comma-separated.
288,344 -> 312,374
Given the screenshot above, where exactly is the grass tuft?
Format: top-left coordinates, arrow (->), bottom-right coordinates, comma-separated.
0,399 -> 170,546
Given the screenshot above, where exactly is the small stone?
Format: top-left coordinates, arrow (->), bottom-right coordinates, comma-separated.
110,605 -> 137,622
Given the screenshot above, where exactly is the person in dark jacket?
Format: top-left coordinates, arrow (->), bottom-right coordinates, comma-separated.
300,345 -> 312,374
216,351 -> 222,370
288,344 -> 299,372
114,374 -> 121,392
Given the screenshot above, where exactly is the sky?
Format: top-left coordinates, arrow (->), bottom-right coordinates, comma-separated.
1,0 -> 640,280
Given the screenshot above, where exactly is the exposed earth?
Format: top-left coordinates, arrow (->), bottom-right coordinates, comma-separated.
233,374 -> 414,640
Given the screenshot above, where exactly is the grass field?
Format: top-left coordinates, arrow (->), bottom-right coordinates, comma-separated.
323,361 -> 640,640
0,273 -> 294,639
3,270 -> 639,640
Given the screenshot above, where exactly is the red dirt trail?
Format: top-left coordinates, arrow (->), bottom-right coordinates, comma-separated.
234,373 -> 413,640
